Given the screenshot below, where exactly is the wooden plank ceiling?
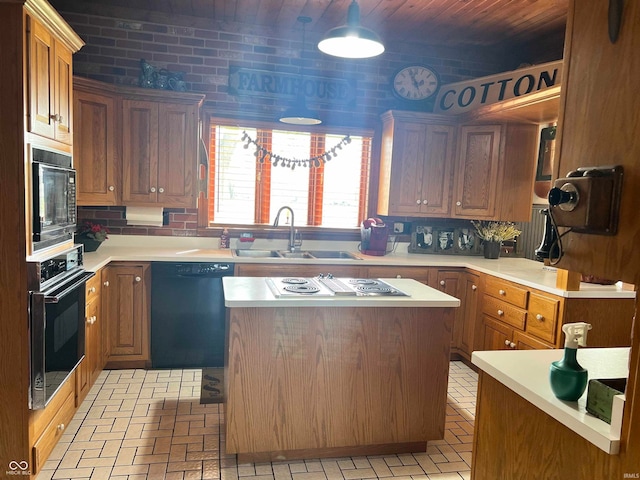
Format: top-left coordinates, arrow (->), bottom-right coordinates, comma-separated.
51,0 -> 568,48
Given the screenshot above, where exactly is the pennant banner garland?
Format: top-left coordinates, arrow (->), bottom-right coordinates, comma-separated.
241,131 -> 351,170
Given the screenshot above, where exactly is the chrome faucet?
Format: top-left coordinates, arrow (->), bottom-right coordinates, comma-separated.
273,206 -> 298,252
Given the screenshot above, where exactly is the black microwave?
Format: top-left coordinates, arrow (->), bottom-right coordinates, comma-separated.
31,148 -> 77,251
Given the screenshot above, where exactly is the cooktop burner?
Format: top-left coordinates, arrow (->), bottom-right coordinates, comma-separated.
265,277 -> 410,298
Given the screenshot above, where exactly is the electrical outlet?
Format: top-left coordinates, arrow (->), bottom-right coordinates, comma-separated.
393,222 -> 405,233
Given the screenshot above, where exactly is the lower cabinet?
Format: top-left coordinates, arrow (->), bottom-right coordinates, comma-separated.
76,271 -> 103,405
235,263 -> 365,278
103,262 -> 151,368
30,374 -> 76,475
431,269 -> 462,352
457,272 -> 482,358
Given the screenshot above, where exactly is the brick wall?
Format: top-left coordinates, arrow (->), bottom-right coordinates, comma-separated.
59,9 -> 523,127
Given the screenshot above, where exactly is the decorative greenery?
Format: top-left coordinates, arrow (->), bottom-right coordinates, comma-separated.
77,221 -> 109,242
472,221 -> 521,242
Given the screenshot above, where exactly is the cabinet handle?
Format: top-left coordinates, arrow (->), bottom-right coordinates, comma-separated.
536,314 -> 544,321
159,187 -> 165,193
103,281 -> 109,287
49,113 -> 62,122
422,200 -> 428,205
135,276 -> 142,282
509,342 -> 516,349
497,309 -> 504,316
396,275 -> 402,278
150,187 -> 156,193
456,201 -> 461,206
109,185 -> 115,192
499,289 -> 506,296
57,423 -> 65,432
439,280 -> 446,286
504,340 -> 510,346
89,287 -> 96,294
472,285 -> 477,291
416,199 -> 421,204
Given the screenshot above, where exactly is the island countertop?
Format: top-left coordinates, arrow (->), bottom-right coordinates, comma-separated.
223,276 -> 461,308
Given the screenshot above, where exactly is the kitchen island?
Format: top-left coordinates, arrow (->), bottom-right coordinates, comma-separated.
222,277 -> 460,462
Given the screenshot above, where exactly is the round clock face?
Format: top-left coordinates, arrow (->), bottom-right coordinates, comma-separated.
392,65 -> 440,101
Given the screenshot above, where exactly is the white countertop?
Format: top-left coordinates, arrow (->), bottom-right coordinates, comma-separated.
223,277 -> 461,308
472,347 -> 629,454
78,235 -> 635,299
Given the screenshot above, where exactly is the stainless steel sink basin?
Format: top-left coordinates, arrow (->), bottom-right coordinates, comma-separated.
232,249 -> 281,258
305,250 -> 361,260
232,249 -> 361,260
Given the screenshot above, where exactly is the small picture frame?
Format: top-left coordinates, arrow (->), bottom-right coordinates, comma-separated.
413,225 -> 435,252
455,228 -> 479,254
435,228 -> 455,254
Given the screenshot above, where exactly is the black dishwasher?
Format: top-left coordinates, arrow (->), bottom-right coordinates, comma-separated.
151,262 -> 234,368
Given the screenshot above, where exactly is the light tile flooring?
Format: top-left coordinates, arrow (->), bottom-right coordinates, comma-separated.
36,361 -> 478,480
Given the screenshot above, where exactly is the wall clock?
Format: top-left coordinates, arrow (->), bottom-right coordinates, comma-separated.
392,65 -> 440,101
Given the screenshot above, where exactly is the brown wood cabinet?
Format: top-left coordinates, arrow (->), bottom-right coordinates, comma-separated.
74,80 -> 119,205
431,269 -> 463,351
377,111 -> 457,216
103,262 -> 151,367
76,271 -> 103,406
27,15 -> 74,145
454,123 -> 538,221
122,99 -> 199,206
481,275 -> 635,352
73,77 -> 205,207
235,263 -> 365,278
365,265 -> 432,285
458,271 -> 482,358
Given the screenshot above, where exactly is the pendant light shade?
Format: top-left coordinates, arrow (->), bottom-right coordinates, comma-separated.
279,16 -> 322,125
318,0 -> 385,59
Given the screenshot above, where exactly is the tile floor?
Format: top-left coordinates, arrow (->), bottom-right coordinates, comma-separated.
36,361 -> 478,480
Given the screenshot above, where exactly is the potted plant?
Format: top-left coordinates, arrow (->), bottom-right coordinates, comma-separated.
472,220 -> 521,259
76,221 -> 109,252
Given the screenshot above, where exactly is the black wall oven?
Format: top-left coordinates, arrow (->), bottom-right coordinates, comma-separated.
28,245 -> 94,409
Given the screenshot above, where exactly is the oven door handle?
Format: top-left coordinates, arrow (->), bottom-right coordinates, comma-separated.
43,271 -> 95,303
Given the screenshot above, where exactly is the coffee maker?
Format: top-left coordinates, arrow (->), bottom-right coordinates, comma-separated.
360,218 -> 389,256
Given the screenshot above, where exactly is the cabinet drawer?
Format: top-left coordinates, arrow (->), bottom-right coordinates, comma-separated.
485,276 -> 528,308
86,273 -> 101,302
526,293 -> 560,344
483,295 -> 527,330
30,373 -> 75,440
32,389 -> 76,474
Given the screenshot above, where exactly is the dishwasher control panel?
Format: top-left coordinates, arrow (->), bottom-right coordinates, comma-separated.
174,263 -> 234,275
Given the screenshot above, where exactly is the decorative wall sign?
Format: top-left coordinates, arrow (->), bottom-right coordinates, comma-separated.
241,131 -> 351,170
434,60 -> 563,115
228,66 -> 357,106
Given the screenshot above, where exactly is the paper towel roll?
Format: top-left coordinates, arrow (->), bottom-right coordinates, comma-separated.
126,206 -> 164,226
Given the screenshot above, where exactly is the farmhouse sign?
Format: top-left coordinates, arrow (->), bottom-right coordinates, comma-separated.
434,60 -> 563,115
228,66 -> 357,106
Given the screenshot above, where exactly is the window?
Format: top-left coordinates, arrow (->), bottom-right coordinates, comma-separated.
208,124 -> 371,228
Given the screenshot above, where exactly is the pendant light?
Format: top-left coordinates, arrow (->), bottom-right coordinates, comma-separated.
279,16 -> 322,125
318,0 -> 385,59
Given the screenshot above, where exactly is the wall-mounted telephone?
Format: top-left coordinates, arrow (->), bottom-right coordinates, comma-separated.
548,165 -> 623,235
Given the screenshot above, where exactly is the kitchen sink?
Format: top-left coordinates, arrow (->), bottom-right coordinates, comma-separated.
232,249 -> 361,260
232,249 -> 282,258
305,250 -> 361,260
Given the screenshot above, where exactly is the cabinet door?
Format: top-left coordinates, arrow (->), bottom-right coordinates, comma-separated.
104,263 -> 150,361
366,266 -> 431,285
483,316 -> 513,351
235,263 -> 364,278
53,42 -> 73,144
513,331 -> 554,350
459,272 -> 481,356
454,125 -> 501,218
157,102 -> 198,207
28,18 -> 55,140
433,270 -> 462,348
421,124 -> 456,215
74,89 -> 118,205
122,100 -> 159,204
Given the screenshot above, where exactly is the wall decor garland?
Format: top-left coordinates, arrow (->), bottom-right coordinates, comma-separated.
241,131 -> 351,170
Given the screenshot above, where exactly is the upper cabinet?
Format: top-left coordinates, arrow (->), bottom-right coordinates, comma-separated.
73,77 -> 204,207
122,99 -> 198,207
27,13 -> 80,145
377,111 -> 457,217
74,78 -> 118,205
377,110 -> 539,222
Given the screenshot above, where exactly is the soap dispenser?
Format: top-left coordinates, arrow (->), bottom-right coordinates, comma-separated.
549,322 -> 592,401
